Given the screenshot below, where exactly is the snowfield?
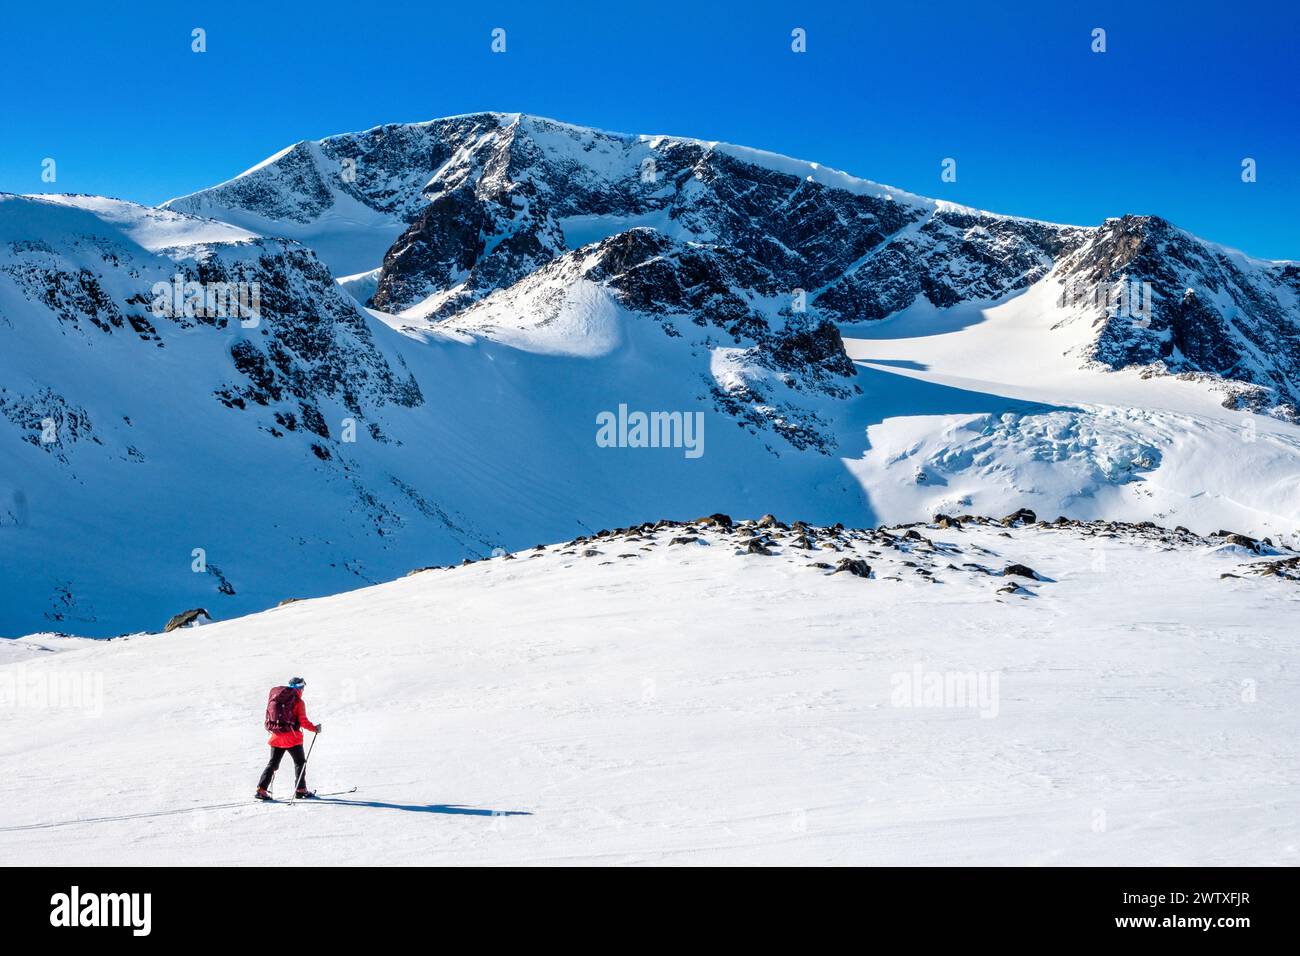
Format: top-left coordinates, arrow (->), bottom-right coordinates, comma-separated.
2,517 -> 1296,866
841,280 -> 1300,546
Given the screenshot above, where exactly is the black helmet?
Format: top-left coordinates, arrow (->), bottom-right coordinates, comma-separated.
287,676 -> 306,689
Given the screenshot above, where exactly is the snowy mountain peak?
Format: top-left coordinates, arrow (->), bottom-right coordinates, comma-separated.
5,115 -> 1300,638
161,113 -> 1300,421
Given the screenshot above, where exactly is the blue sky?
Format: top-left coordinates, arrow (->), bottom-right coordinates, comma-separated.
2,0 -> 1297,258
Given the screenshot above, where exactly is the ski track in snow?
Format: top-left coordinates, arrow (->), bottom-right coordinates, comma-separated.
2,519 -> 1297,866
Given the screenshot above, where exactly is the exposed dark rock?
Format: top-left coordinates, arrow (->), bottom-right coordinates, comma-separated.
1001,508 -> 1037,527
164,608 -> 210,632
695,513 -> 733,529
833,558 -> 871,578
1216,531 -> 1259,551
1003,564 -> 1040,580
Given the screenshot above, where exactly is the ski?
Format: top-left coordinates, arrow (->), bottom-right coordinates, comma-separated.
259,787 -> 357,803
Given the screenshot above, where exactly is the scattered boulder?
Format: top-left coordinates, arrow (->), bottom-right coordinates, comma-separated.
669,536 -> 699,546
756,513 -> 787,530
1003,563 -> 1040,580
695,513 -> 733,529
1001,508 -> 1037,526
164,608 -> 210,632
277,598 -> 301,607
1247,555 -> 1300,580
833,558 -> 871,578
1217,531 -> 1259,551
745,538 -> 773,555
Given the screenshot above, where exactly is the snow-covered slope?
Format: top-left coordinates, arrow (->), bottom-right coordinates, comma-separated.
2,516 -> 1296,865
0,194 -> 454,636
840,279 -> 1300,543
5,114 -> 1300,637
0,195 -> 870,637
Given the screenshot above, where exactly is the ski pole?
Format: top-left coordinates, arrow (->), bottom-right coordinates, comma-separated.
293,731 -> 318,793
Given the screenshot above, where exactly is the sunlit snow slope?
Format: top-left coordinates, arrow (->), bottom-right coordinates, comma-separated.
2,518 -> 1296,865
841,281 -> 1300,544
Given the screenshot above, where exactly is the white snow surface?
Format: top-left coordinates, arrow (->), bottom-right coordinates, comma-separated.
1,518 -> 1296,865
840,281 -> 1300,546
6,193 -> 257,251
3,192 -> 1300,639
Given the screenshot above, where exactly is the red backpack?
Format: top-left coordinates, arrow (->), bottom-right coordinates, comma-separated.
265,686 -> 300,734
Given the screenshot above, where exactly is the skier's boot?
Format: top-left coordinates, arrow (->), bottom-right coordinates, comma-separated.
294,789 -> 318,800
255,787 -> 272,801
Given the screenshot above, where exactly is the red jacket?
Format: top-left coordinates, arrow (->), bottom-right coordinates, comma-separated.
268,691 -> 318,748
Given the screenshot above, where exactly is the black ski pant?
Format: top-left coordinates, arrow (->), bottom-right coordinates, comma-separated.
257,744 -> 307,792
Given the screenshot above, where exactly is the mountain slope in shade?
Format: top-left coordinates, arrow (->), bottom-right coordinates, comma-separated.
0,194 -> 876,637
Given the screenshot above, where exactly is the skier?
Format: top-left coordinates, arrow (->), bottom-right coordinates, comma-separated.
255,677 -> 322,800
